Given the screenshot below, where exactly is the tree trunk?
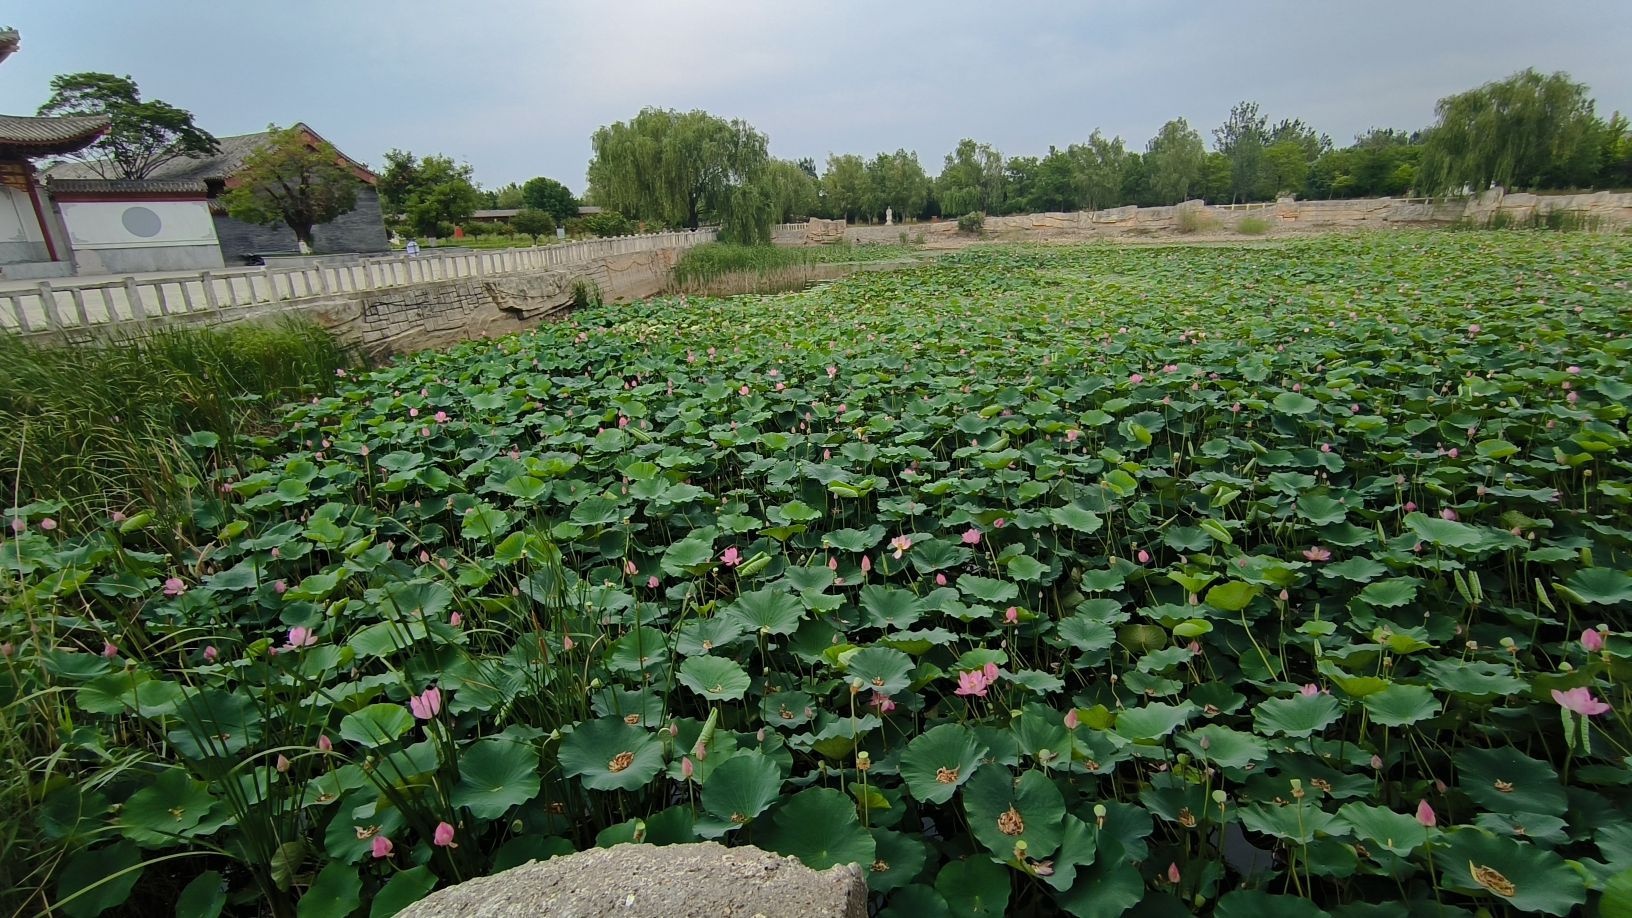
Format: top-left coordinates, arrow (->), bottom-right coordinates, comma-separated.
291,223 -> 316,255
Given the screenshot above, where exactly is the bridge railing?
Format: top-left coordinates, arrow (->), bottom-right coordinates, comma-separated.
1,229 -> 716,334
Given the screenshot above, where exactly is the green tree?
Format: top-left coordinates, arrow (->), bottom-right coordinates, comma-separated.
938,139 -> 1007,215
1027,147 -> 1080,212
379,151 -> 482,236
1419,69 -> 1603,193
587,107 -> 772,243
867,149 -> 931,221
38,72 -> 217,180
521,177 -> 578,222
820,154 -> 869,221
1069,131 -> 1130,211
1599,114 -> 1632,188
220,125 -> 359,253
511,208 -> 556,244
1214,101 -> 1270,202
1144,118 -> 1207,204
763,159 -> 819,223
487,182 -> 525,209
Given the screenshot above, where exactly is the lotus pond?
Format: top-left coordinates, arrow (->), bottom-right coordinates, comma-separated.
5,231 -> 1632,917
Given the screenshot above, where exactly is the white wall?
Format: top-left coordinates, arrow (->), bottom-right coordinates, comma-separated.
61,200 -> 219,250
59,199 -> 224,273
1,185 -> 49,266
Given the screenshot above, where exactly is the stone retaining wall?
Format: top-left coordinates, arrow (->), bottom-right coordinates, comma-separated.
773,188 -> 1632,245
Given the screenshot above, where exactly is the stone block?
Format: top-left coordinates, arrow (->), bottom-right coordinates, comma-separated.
396,842 -> 868,918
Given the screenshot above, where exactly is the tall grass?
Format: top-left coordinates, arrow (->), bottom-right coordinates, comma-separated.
669,242 -> 913,290
0,319 -> 355,523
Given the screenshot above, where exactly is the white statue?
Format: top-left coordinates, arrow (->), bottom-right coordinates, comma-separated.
885,207 -> 894,226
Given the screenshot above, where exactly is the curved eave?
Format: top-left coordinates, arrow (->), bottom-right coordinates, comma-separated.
0,114 -> 112,159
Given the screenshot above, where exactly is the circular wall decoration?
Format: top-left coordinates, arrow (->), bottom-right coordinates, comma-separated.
121,206 -> 163,238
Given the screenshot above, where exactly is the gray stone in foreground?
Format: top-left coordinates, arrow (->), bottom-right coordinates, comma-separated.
397,842 -> 868,918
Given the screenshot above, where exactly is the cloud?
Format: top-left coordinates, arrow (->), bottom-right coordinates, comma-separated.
2,0 -> 1627,188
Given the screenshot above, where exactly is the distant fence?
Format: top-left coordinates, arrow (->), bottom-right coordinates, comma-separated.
1,230 -> 715,335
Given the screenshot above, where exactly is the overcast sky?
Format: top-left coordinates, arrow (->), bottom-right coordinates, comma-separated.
4,1 -> 1629,193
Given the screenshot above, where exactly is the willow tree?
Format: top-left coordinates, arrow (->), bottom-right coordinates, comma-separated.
587,108 -> 772,243
1420,69 -> 1601,194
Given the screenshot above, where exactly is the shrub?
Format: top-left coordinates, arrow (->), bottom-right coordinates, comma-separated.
1174,207 -> 1218,234
956,211 -> 985,235
512,209 -> 558,244
581,211 -> 635,237
1235,215 -> 1271,235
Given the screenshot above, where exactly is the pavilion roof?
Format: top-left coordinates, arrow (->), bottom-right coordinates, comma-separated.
0,113 -> 111,158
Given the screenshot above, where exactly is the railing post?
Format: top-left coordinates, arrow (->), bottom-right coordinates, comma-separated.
263,267 -> 282,305
70,287 -> 90,326
3,293 -> 28,333
37,282 -> 63,332
125,276 -> 147,321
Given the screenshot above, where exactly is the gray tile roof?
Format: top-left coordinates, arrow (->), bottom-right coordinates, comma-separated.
47,177 -> 210,196
0,113 -> 110,156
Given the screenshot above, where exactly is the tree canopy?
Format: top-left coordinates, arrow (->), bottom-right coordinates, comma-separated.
379,151 -> 482,237
1145,119 -> 1207,204
587,108 -> 772,243
511,208 -> 556,243
938,139 -> 1007,216
220,125 -> 358,253
520,177 -> 577,222
1419,69 -> 1604,194
38,72 -> 217,180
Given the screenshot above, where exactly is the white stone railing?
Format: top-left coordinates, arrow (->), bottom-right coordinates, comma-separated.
1,229 -> 716,334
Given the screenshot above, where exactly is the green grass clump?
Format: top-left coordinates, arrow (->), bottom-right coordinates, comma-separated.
0,319 -> 354,521
670,242 -> 912,290
1235,215 -> 1271,235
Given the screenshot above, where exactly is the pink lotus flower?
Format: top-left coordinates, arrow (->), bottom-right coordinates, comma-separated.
1446,447 -> 1460,459
563,635 -> 575,651
860,555 -> 872,573
371,835 -> 394,859
1404,501 -> 1417,513
1302,546 -> 1331,562
1370,754 -> 1383,770
1167,863 -> 1181,885
889,536 -> 912,559
409,686 -> 442,720
1415,800 -> 1436,827
1064,708 -> 1079,729
1299,683 -> 1320,697
273,580 -> 287,594
1439,508 -> 1458,521
738,385 -> 750,396
409,407 -> 419,418
1567,365 -> 1581,374
868,691 -> 896,713
434,821 -> 457,847
720,547 -> 742,567
450,612 -> 463,627
318,735 -> 333,752
934,573 -> 947,586
962,527 -> 982,545
993,518 -> 1006,529
681,756 -> 695,779
1129,373 -> 1144,385
647,576 -> 660,589
1582,628 -> 1605,652
826,366 -> 838,379
284,627 -> 317,650
203,645 -> 218,663
955,662 -> 1001,698
1004,606 -> 1019,624
827,556 -> 838,570
39,518 -> 57,531
434,411 -> 449,423
163,577 -> 187,597
1552,686 -> 1611,717
101,641 -> 118,659
1136,549 -> 1151,564
110,511 -> 127,523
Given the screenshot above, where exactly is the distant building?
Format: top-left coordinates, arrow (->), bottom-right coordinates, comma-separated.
466,205 -> 602,226
49,123 -> 389,264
